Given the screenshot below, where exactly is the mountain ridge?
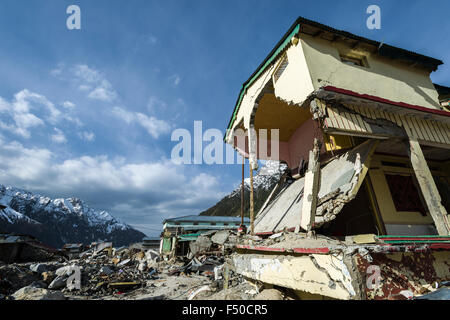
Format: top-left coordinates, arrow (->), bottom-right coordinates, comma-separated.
199,161 -> 287,217
0,185 -> 145,248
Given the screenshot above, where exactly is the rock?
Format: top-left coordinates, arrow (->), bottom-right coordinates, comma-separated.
268,232 -> 283,239
12,286 -> 65,300
211,231 -> 230,245
29,264 -> 49,274
189,236 -> 212,255
253,289 -> 284,300
48,275 -> 67,290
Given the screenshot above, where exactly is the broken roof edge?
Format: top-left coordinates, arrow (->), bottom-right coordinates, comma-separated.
434,83 -> 450,100
224,21 -> 301,140
224,16 -> 444,140
320,86 -> 450,118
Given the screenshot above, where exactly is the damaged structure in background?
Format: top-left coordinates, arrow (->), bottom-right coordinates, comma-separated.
161,215 -> 249,259
224,16 -> 450,300
0,233 -> 60,263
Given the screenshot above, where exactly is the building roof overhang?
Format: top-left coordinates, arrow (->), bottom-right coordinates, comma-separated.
225,16 -> 444,139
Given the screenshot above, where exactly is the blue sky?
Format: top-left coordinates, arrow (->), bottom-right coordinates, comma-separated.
0,0 -> 448,236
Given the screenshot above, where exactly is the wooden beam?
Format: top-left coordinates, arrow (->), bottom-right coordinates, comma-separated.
256,171 -> 288,218
300,139 -> 321,231
250,163 -> 255,235
406,137 -> 450,235
241,156 -> 245,227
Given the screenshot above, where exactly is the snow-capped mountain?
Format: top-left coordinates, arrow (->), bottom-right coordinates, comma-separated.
200,160 -> 288,217
0,185 -> 145,248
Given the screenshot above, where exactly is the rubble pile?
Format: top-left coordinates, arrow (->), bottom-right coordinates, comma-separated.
0,229 -> 304,301
0,229 -> 268,300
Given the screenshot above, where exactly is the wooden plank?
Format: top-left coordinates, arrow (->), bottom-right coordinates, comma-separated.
327,106 -> 340,129
342,111 -> 357,131
337,109 -> 351,130
432,120 -> 447,144
400,116 -> 414,137
422,118 -> 438,143
442,122 -> 450,144
353,105 -> 372,133
348,110 -> 363,132
392,113 -> 403,127
426,119 -> 442,143
416,118 -> 431,142
250,163 -> 254,235
407,137 -> 450,235
410,117 -> 425,141
437,121 -> 450,144
405,117 -> 419,139
300,139 -> 320,232
356,113 -> 371,133
350,105 -> 368,132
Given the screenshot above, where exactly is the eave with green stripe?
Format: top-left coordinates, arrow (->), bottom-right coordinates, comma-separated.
224,21 -> 301,141
224,16 -> 444,141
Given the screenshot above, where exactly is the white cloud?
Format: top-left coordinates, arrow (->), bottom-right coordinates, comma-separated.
0,139 -> 225,228
73,64 -> 101,83
80,131 -> 95,142
87,80 -> 117,102
53,64 -> 118,103
51,128 -> 67,144
72,64 -> 118,102
112,107 -> 171,139
0,89 -> 66,138
147,96 -> 167,112
62,101 -> 76,109
169,74 -> 181,86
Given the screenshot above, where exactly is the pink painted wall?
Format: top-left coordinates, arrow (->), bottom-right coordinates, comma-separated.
232,119 -> 324,169
286,118 -> 325,169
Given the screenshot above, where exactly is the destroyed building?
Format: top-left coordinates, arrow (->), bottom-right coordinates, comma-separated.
224,17 -> 450,300
435,83 -> 450,110
161,215 -> 250,258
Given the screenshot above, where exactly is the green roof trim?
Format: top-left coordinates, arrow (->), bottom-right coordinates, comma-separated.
224,22 -> 300,139
378,235 -> 450,238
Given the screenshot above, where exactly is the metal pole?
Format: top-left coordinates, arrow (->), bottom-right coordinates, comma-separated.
250,163 -> 254,235
241,156 -> 245,226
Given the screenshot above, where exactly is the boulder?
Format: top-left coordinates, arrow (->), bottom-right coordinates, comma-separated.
12,286 -> 65,300
48,275 -> 67,290
211,231 -> 230,245
253,289 -> 284,300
